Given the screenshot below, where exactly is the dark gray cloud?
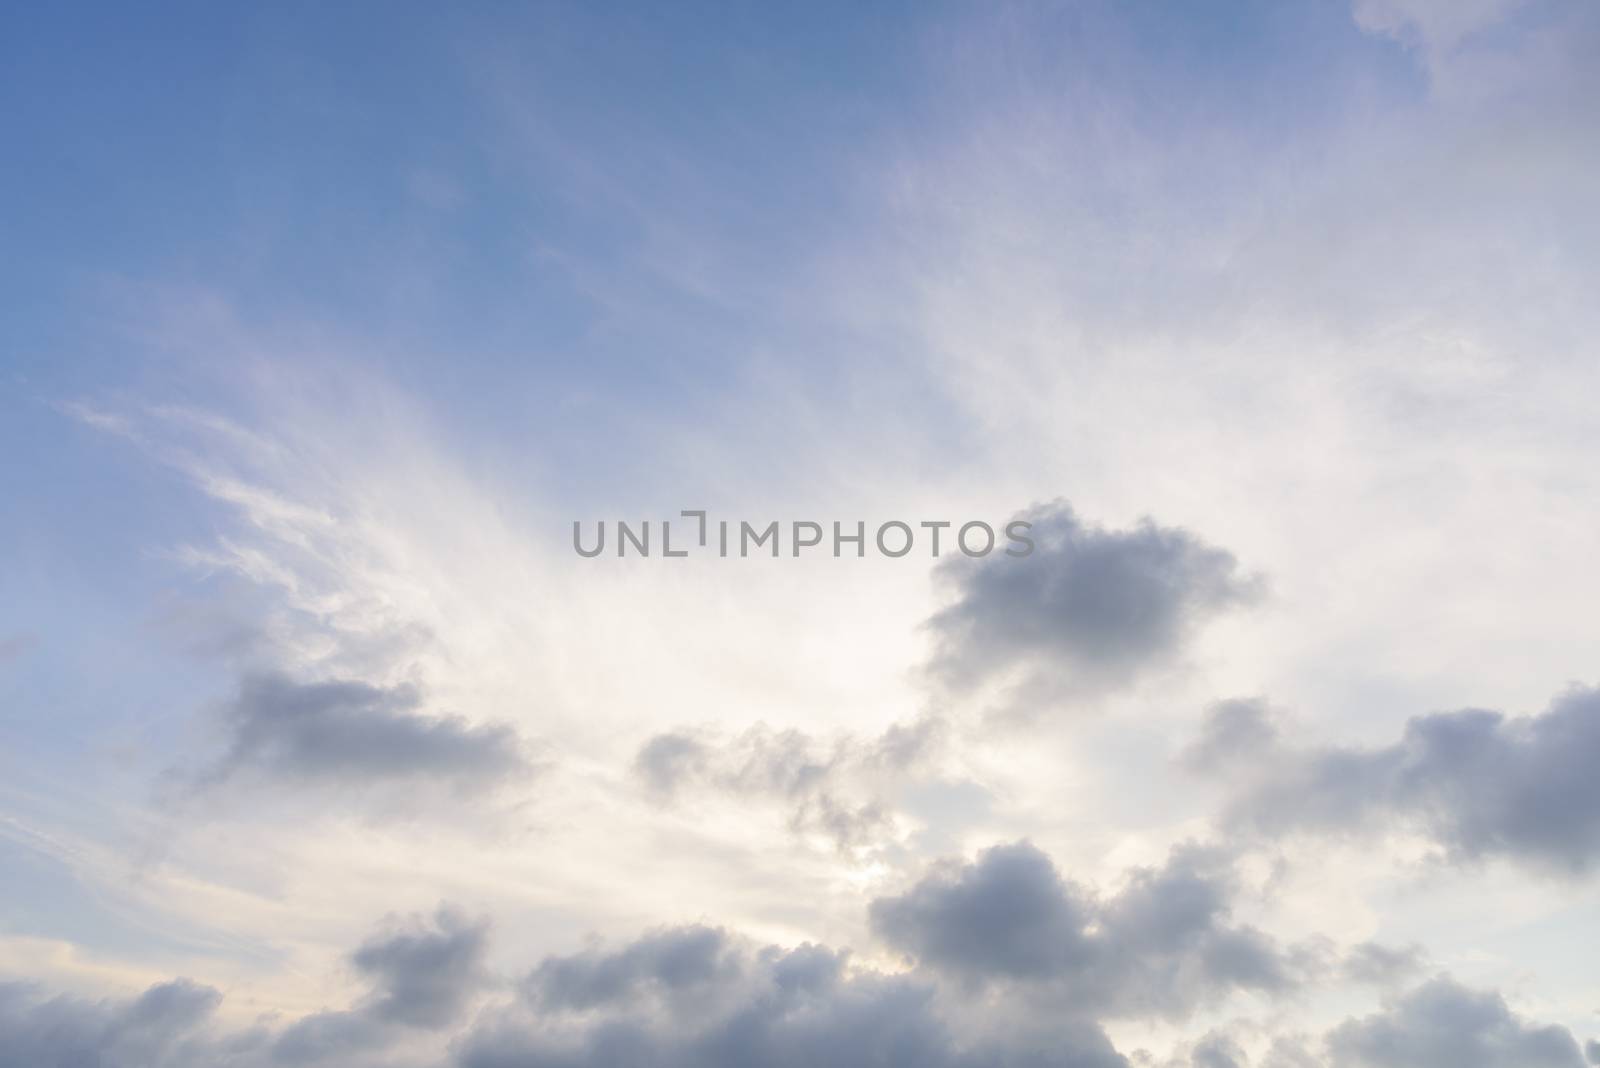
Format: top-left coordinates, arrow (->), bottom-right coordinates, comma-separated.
869,841 -> 1297,1018
351,907 -> 491,1027
524,924 -> 743,1013
463,925 -> 1129,1068
1585,1039 -> 1600,1065
926,501 -> 1262,702
195,672 -> 531,799
273,906 -> 490,1062
1327,977 -> 1587,1068
0,978 -> 224,1068
6,903 -> 1589,1068
1198,686 -> 1600,875
634,715 -> 945,853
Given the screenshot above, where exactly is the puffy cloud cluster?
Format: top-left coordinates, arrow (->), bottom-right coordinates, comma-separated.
1128,979 -> 1590,1068
269,906 -> 490,1063
926,501 -> 1262,706
3,884 -> 1592,1068
1190,687 -> 1600,874
465,924 -> 1127,1068
0,978 -> 221,1068
1327,977 -> 1588,1068
0,908 -> 490,1068
870,841 -> 1298,1018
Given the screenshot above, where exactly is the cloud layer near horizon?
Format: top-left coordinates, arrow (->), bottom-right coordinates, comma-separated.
1,886 -> 1588,1068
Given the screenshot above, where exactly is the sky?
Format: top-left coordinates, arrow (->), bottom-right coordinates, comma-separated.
2,1 -> 1600,1065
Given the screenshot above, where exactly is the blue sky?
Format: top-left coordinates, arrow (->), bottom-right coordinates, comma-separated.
3,3 -> 1600,1067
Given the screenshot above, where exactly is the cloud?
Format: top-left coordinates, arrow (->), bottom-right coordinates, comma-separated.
1327,976 -> 1587,1067
633,715 -> 945,853
463,925 -> 1129,1068
4,901 -> 1588,1068
1339,942 -> 1427,987
1190,1032 -> 1250,1068
925,501 -> 1262,706
1198,685 -> 1600,875
523,924 -> 744,1013
350,907 -> 492,1027
1259,1037 -> 1326,1068
0,908 -> 486,1067
0,978 -> 224,1068
869,841 -> 1298,1018
189,671 -> 532,802
1181,698 -> 1283,776
273,906 -> 490,1062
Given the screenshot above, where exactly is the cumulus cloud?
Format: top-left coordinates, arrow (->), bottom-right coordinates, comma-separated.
0,843 -> 1305,1066
1327,976 -> 1587,1067
634,715 -> 945,853
350,906 -> 492,1027
1196,685 -> 1600,875
5,902 -> 1589,1068
926,501 -> 1262,706
463,924 -> 1127,1068
1190,1032 -> 1250,1068
869,841 -> 1298,1018
0,978 -> 223,1068
523,924 -> 745,1013
189,671 -> 532,802
273,906 -> 491,1062
0,909 -> 487,1067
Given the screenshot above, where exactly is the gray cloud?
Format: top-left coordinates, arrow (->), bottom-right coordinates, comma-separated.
1339,942 -> 1427,988
272,906 -> 489,1063
1198,686 -> 1600,875
1259,1036 -> 1326,1068
0,911 -> 486,1068
193,672 -> 531,800
1327,977 -> 1587,1068
634,715 -> 945,853
926,501 -> 1262,704
1181,698 -> 1283,776
351,907 -> 491,1027
1585,1039 -> 1599,1065
869,841 -> 1297,1018
523,924 -> 743,1013
0,978 -> 224,1068
1129,976 -> 1589,1068
5,902 -> 1589,1068
463,925 -> 1129,1068
1191,1032 -> 1250,1068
